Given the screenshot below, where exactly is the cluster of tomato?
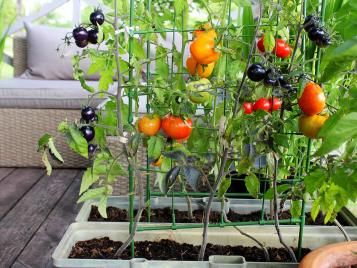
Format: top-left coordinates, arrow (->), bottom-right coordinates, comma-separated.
80,106 -> 98,154
257,36 -> 292,58
72,9 -> 105,48
247,63 -> 292,90
298,82 -> 328,139
303,15 -> 331,48
186,25 -> 220,78
243,97 -> 282,114
138,114 -> 193,141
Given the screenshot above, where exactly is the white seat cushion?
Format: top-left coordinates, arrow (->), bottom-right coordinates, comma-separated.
0,78 -> 103,109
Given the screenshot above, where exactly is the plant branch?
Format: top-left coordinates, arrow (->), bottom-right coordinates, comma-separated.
222,212 -> 270,261
273,153 -> 297,262
113,0 -> 124,135
198,2 -> 264,261
114,160 -> 146,258
334,219 -> 351,242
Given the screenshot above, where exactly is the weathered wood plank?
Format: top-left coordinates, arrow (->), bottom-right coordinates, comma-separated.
15,171 -> 83,268
0,168 -> 14,182
0,169 -> 79,267
11,260 -> 29,268
0,168 -> 45,219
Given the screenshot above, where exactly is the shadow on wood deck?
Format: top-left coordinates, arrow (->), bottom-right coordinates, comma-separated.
0,168 -> 83,268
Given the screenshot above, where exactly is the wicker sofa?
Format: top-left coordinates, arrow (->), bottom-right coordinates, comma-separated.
0,35 -> 99,167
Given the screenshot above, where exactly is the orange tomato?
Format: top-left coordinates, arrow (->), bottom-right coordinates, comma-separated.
193,24 -> 215,38
186,56 -> 197,76
197,62 -> 215,78
161,115 -> 193,140
190,32 -> 220,64
298,82 -> 326,115
298,114 -> 328,139
152,155 -> 163,167
138,114 -> 161,136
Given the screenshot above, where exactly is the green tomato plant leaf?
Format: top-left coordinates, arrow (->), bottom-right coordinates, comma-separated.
48,137 -> 64,163
183,166 -> 201,191
218,176 -> 231,199
244,173 -> 260,198
147,136 -> 165,160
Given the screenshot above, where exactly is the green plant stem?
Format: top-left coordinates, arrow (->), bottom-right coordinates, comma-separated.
198,2 -> 264,261
113,0 -> 124,135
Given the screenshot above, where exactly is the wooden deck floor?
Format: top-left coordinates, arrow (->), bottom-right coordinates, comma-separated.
0,168 -> 83,268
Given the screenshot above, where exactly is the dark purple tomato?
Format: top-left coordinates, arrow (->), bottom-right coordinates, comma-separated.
81,106 -> 96,122
90,10 -> 105,26
75,39 -> 89,48
308,27 -> 326,42
263,69 -> 278,86
247,63 -> 266,82
72,27 -> 88,42
303,15 -> 320,32
88,144 -> 97,154
88,29 -> 98,44
80,126 -> 95,142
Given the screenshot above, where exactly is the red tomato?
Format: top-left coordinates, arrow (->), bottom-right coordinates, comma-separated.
138,114 -> 161,136
257,36 -> 265,52
253,98 -> 271,112
273,39 -> 292,58
270,97 -> 282,111
298,82 -> 326,115
243,102 -> 253,114
161,115 -> 193,140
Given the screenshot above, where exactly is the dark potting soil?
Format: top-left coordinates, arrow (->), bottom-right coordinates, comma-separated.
69,236 -> 311,262
88,205 -> 332,225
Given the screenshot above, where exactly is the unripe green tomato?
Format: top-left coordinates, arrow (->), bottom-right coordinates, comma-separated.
187,78 -> 212,104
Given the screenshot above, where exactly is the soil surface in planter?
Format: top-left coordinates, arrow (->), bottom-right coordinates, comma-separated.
89,205 -> 332,225
69,237 -> 311,262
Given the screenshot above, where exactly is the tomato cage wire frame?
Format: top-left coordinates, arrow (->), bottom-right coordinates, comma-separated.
122,0 -> 326,259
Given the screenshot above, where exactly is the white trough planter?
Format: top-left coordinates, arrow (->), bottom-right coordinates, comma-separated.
75,196 -> 299,222
52,223 -> 357,268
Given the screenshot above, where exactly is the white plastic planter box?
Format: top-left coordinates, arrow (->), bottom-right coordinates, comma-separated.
52,222 -> 357,268
75,196 -> 296,222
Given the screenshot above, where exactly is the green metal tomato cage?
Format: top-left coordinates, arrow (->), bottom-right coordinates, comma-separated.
122,0 -> 327,260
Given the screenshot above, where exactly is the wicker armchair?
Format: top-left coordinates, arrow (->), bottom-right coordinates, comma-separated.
0,35 -> 90,167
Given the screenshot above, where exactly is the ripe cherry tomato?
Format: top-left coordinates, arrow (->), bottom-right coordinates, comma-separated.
161,115 -> 193,140
253,98 -> 271,112
273,39 -> 292,58
299,114 -> 328,139
257,36 -> 265,52
138,114 -> 161,136
186,56 -> 197,76
270,97 -> 282,111
243,102 -> 253,114
197,62 -> 215,78
298,82 -> 326,115
190,32 -> 220,64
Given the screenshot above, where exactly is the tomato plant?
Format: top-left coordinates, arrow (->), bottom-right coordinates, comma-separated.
36,0 -> 356,261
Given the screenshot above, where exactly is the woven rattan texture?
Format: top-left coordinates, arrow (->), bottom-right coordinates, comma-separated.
0,108 -> 89,167
107,136 -> 156,195
13,35 -> 27,77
